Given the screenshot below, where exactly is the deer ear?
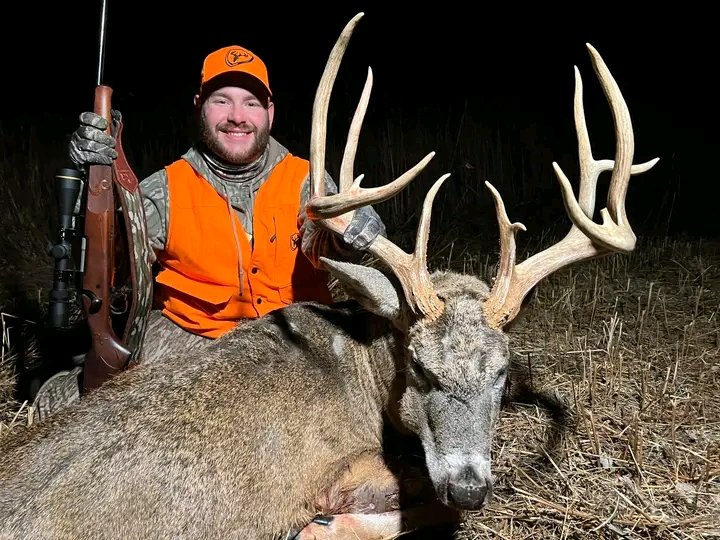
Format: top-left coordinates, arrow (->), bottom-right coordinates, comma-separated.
320,257 -> 402,319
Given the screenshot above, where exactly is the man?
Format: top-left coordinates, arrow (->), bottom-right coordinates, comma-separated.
68,44 -> 386,363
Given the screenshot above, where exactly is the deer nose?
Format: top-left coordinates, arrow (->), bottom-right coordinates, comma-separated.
447,466 -> 491,510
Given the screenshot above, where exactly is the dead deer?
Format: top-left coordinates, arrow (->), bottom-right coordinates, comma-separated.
0,12 -> 657,540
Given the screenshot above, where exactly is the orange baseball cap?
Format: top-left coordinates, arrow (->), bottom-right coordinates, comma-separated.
199,45 -> 272,98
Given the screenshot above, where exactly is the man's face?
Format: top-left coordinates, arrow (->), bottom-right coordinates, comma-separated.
197,86 -> 274,165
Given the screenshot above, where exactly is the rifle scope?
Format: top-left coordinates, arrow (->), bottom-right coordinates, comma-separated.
48,168 -> 84,328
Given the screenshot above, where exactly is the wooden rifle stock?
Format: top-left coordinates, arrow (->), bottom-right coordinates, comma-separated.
82,85 -> 131,392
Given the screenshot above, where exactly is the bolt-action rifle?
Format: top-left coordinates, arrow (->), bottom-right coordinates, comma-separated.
47,0 -> 153,394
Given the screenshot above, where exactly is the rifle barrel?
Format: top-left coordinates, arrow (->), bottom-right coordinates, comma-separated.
97,0 -> 109,86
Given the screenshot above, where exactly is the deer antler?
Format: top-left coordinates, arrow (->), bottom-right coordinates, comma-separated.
482,43 -> 660,329
306,12 -> 448,320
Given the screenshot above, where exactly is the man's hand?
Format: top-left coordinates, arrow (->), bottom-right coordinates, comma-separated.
342,206 -> 386,250
68,110 -> 121,168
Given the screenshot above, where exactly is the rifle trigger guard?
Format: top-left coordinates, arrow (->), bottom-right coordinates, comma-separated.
110,290 -> 129,316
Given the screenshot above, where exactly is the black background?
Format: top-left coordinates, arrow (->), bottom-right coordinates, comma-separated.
4,3 -> 717,238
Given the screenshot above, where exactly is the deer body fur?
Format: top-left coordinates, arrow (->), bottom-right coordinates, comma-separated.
0,267 -> 507,539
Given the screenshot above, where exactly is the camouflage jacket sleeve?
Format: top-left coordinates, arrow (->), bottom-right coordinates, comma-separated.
298,172 -> 386,268
138,169 -> 169,258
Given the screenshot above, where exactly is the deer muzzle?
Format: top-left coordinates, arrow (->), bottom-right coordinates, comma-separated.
446,463 -> 493,510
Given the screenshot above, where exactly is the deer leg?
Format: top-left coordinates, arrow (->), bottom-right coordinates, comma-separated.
288,453 -> 459,540
290,502 -> 460,540
314,452 -> 403,514
289,512 -> 405,540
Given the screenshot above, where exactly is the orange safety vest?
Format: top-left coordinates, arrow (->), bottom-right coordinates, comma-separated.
155,155 -> 333,338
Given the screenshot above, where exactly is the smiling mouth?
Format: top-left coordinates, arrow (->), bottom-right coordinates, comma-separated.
222,131 -> 252,138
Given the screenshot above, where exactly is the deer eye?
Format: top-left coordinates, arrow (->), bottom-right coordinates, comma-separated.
407,348 -> 437,389
409,355 -> 428,380
493,368 -> 508,389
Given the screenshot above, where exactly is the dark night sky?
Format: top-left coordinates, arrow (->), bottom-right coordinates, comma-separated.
4,3 -> 718,238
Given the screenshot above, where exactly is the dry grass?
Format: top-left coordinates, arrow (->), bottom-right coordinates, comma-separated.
0,307 -> 45,434
1,234 -> 716,538
444,236 -> 720,539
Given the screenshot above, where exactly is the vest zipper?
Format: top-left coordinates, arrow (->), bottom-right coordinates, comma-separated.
223,186 -> 245,296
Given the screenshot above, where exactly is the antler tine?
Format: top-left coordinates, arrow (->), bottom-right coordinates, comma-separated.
309,13 -> 362,200
367,174 -> 450,319
482,43 -> 659,329
339,66 -> 372,194
484,181 -> 527,307
306,12 -> 446,319
586,44 -> 659,229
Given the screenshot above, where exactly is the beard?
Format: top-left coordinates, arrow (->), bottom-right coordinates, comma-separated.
199,114 -> 270,166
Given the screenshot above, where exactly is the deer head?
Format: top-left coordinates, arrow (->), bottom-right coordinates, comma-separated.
305,13 -> 658,510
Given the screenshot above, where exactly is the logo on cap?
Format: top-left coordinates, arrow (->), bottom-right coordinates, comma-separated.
225,48 -> 254,67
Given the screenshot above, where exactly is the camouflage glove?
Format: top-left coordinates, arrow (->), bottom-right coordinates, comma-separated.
299,205 -> 385,268
342,205 -> 386,250
68,110 -> 122,168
